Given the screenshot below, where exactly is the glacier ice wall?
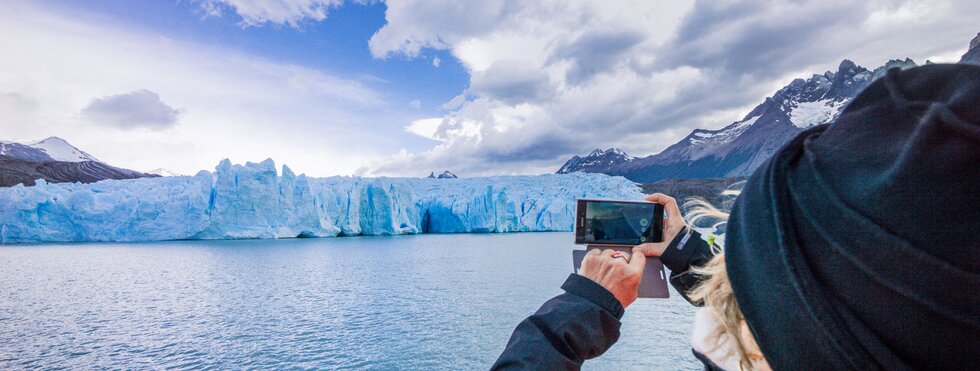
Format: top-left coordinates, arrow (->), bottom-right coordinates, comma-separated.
0,159 -> 643,243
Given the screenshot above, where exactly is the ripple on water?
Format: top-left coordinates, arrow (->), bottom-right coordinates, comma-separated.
0,233 -> 700,370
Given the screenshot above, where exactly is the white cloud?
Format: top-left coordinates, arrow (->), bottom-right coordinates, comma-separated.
0,1 -> 398,176
440,94 -> 466,110
81,89 -> 182,130
403,117 -> 443,140
197,0 -> 343,27
8,0 -> 977,178
368,1 -> 516,59
359,0 -> 980,176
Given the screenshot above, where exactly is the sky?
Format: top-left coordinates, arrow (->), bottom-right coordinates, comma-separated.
1,0 -> 977,177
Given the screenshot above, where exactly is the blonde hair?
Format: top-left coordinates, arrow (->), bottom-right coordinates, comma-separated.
683,185 -> 761,371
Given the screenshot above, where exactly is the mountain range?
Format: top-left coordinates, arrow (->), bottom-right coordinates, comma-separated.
558,33 -> 980,183
0,137 -> 156,187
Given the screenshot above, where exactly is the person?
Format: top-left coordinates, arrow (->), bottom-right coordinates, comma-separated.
492,63 -> 980,370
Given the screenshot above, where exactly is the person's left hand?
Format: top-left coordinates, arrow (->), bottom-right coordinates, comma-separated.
579,248 -> 647,308
634,193 -> 687,258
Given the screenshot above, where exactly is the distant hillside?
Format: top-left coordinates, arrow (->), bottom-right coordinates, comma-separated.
0,137 -> 157,186
426,170 -> 458,179
557,148 -> 633,174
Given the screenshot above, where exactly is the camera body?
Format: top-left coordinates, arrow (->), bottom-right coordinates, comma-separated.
572,199 -> 670,298
574,199 -> 664,245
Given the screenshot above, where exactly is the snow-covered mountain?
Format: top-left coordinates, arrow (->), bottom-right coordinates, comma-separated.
0,137 -> 100,162
558,58 -> 921,182
28,137 -> 100,162
557,148 -> 634,174
0,137 -> 155,186
0,140 -> 54,162
559,34 -> 980,183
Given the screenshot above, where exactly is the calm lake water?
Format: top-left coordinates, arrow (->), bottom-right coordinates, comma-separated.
0,233 -> 700,370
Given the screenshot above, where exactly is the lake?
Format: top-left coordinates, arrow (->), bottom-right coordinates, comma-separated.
0,233 -> 700,370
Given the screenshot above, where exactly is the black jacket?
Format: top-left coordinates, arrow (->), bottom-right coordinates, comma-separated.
492,229 -> 713,370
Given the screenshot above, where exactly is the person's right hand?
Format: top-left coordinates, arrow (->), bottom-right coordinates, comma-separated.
634,193 -> 687,257
580,248 -> 646,308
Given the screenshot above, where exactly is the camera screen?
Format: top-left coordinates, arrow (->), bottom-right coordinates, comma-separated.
580,201 -> 658,245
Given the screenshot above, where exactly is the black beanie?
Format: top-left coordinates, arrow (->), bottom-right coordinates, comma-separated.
725,64 -> 980,370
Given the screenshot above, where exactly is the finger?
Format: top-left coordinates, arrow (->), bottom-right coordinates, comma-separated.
633,243 -> 666,257
628,249 -> 646,271
581,249 -> 600,272
609,251 -> 629,264
601,249 -> 617,257
583,249 -> 601,267
644,193 -> 682,222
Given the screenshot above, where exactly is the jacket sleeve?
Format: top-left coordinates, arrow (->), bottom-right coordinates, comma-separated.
659,228 -> 714,306
491,274 -> 625,370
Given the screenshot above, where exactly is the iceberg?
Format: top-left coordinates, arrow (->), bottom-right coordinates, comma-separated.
0,159 -> 643,243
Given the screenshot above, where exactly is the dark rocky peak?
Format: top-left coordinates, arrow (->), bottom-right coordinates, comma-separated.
603,148 -> 630,158
579,148 -> 632,162
822,59 -> 872,100
871,58 -> 918,80
960,32 -> 980,65
743,96 -> 780,119
772,73 -> 833,108
837,59 -> 859,74
581,148 -> 630,158
426,170 -> 457,179
557,148 -> 633,174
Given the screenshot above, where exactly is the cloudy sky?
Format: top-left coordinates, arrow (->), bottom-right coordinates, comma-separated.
1,0 -> 976,177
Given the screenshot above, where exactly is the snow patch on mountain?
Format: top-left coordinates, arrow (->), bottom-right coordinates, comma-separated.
557,148 -> 634,174
788,99 -> 846,129
690,114 -> 758,147
27,137 -> 100,162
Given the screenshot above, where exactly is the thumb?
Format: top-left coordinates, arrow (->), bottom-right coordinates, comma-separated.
629,249 -> 646,271
634,242 -> 667,257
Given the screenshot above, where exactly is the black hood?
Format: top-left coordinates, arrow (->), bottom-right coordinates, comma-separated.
725,64 -> 980,369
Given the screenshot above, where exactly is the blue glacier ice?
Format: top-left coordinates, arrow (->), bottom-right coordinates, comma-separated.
0,159 -> 643,243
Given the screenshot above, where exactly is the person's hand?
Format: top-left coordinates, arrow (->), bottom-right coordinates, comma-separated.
579,248 -> 646,308
634,193 -> 687,257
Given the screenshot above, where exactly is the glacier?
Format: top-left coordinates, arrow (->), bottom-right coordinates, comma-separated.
0,159 -> 643,243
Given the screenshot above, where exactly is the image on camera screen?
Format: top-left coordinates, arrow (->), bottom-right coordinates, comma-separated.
583,202 -> 653,245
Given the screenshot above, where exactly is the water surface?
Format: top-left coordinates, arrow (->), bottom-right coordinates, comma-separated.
0,233 -> 699,370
